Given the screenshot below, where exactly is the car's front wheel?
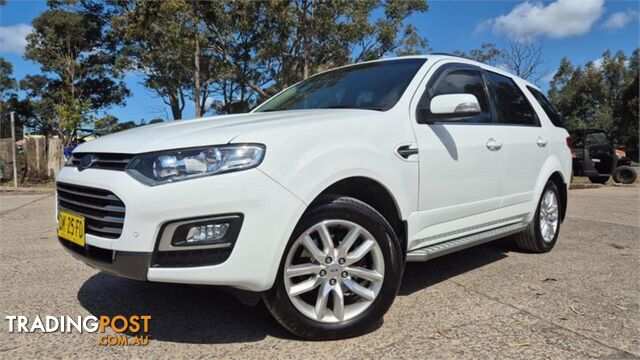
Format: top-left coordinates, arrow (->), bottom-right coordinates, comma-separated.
263,196 -> 403,340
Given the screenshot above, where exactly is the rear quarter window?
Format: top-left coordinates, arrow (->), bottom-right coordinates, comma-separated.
527,86 -> 564,128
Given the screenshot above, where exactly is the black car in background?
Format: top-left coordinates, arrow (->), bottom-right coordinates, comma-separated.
569,128 -> 637,184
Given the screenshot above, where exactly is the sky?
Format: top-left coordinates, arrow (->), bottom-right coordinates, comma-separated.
1,0 -> 639,124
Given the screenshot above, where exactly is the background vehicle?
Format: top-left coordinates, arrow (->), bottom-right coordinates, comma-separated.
63,128 -> 103,160
56,55 -> 572,340
569,128 -> 637,184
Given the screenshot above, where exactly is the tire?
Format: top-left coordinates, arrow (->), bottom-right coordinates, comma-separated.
263,196 -> 404,340
613,166 -> 637,184
588,176 -> 609,184
516,181 -> 561,253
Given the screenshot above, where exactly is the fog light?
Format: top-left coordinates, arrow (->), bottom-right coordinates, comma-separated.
185,223 -> 229,243
164,214 -> 243,249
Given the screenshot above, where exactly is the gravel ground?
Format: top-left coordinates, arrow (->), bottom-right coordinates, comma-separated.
0,186 -> 638,359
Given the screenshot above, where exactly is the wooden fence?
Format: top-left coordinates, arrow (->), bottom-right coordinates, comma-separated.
0,136 -> 65,183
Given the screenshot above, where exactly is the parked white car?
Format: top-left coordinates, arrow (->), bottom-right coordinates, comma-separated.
56,55 -> 572,339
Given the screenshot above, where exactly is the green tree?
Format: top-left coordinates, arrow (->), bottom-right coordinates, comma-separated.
109,0 -> 205,119
0,57 -> 19,138
17,75 -> 59,135
253,0 -> 429,96
116,120 -> 137,131
93,114 -> 119,133
23,1 -> 129,136
613,49 -> 639,160
549,49 -> 639,161
0,58 -> 42,139
109,0 -> 428,117
0,57 -> 16,100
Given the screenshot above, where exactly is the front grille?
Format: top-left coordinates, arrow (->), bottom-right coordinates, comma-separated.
153,248 -> 232,267
69,153 -> 133,171
57,182 -> 126,239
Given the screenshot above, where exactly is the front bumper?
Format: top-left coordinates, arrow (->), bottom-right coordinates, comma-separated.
56,167 -> 306,291
59,238 -> 152,280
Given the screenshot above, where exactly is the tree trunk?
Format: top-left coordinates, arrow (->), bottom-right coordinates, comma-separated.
194,34 -> 201,118
302,0 -> 310,80
169,95 -> 182,120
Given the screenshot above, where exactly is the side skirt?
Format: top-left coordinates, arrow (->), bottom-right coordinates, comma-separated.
406,222 -> 527,262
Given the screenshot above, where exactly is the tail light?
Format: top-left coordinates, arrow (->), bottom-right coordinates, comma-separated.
566,136 -> 574,150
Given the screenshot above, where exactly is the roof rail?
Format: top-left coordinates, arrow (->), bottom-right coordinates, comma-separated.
429,52 -> 469,59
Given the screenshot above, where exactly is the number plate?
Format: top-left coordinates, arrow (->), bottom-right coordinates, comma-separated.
58,210 -> 85,246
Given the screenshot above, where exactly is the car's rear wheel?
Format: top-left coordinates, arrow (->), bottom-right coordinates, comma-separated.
588,176 -> 609,184
613,166 -> 637,184
263,196 -> 403,340
515,181 -> 561,253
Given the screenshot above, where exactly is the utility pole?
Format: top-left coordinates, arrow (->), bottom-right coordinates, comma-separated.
10,111 -> 18,188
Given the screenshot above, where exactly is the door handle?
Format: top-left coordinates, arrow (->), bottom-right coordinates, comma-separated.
536,137 -> 548,147
486,138 -> 502,151
397,145 -> 419,159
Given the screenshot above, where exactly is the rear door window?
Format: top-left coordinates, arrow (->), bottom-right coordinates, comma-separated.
484,71 -> 539,126
585,132 -> 609,146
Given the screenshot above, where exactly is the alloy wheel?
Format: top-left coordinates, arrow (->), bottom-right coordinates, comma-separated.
539,189 -> 559,243
283,219 -> 385,323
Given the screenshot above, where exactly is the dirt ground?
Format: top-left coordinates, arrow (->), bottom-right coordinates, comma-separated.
0,186 -> 638,359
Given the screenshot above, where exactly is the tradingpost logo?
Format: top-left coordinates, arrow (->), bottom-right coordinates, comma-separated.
5,315 -> 151,346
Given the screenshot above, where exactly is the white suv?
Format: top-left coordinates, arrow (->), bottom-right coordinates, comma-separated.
56,55 -> 572,339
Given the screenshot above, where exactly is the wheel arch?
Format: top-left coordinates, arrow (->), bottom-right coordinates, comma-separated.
307,176 -> 408,258
533,156 -> 570,223
548,171 -> 568,222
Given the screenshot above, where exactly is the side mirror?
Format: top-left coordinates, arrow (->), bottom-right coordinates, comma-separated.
430,94 -> 481,117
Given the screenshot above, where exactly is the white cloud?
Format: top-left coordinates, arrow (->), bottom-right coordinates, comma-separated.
0,23 -> 33,55
602,10 -> 638,30
481,0 -> 605,42
474,19 -> 493,34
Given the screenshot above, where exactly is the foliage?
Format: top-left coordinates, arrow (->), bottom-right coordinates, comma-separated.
0,57 -> 20,138
21,0 -> 128,137
93,114 -> 119,133
54,94 -> 92,132
549,49 -> 639,160
108,0 -> 429,118
0,57 -> 16,100
108,0 -> 197,119
254,0 -> 429,95
17,75 -> 59,135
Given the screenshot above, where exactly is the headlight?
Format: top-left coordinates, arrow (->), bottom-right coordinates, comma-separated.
126,144 -> 265,186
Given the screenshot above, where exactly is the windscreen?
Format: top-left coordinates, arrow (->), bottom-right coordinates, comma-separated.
256,59 -> 426,112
